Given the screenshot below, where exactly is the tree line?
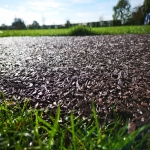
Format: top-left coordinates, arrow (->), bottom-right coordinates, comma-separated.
1,18 -> 123,30
113,0 -> 150,25
0,0 -> 150,30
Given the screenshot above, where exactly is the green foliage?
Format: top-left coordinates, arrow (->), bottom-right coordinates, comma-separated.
112,20 -> 122,26
113,0 -> 131,24
27,21 -> 41,29
12,18 -> 26,30
0,92 -> 150,149
131,6 -> 145,25
69,25 -> 95,36
65,20 -> 71,28
144,0 -> 150,15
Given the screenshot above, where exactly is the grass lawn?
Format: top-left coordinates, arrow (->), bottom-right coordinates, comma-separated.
0,25 -> 150,37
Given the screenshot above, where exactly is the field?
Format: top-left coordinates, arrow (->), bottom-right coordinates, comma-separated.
0,26 -> 150,149
0,25 -> 150,37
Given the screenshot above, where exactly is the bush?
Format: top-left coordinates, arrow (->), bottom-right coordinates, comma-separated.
69,25 -> 96,36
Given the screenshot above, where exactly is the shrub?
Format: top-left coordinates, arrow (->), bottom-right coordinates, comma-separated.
69,25 -> 96,36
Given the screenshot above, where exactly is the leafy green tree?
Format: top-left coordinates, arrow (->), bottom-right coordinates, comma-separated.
27,21 -> 40,29
65,20 -> 71,28
113,0 -> 131,24
0,24 -> 7,30
143,0 -> 150,15
32,21 -> 40,29
12,18 -> 26,30
41,25 -> 48,29
131,5 -> 144,25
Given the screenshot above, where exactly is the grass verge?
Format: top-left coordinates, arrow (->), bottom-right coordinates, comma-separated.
0,92 -> 150,150
0,25 -> 150,37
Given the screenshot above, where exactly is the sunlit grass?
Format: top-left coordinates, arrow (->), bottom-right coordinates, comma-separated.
93,25 -> 150,35
0,29 -> 69,37
0,91 -> 150,149
0,25 -> 150,37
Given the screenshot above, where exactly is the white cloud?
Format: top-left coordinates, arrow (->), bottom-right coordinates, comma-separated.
0,6 -> 42,25
70,0 -> 93,3
0,0 -> 145,26
69,11 -> 98,23
96,1 -> 116,21
0,7 -> 15,25
130,0 -> 144,8
28,0 -> 64,10
28,5 -> 49,11
76,12 -> 95,17
18,7 -> 26,12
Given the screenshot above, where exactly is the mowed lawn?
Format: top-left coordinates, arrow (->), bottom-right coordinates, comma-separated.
0,25 -> 150,37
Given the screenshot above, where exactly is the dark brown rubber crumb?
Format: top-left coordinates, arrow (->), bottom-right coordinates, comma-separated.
0,35 -> 150,127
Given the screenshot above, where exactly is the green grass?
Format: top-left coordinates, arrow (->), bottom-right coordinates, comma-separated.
0,92 -> 150,150
0,29 -> 69,37
0,25 -> 150,37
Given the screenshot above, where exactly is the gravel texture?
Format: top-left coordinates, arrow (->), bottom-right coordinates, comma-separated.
0,35 -> 150,129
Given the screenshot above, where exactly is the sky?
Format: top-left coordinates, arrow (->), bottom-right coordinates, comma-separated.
0,0 -> 144,26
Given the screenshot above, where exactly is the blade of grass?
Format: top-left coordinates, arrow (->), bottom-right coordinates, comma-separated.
70,113 -> 76,150
92,101 -> 101,143
47,105 -> 60,148
35,110 -> 42,148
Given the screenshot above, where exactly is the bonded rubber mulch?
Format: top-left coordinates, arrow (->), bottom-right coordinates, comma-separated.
0,35 -> 150,128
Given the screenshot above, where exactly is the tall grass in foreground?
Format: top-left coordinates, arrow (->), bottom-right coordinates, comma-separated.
0,25 -> 150,37
0,92 -> 150,150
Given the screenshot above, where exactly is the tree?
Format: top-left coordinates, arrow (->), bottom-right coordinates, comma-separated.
0,24 -> 7,30
27,21 -> 40,29
65,20 -> 71,28
12,18 -> 26,29
143,0 -> 150,15
41,25 -> 48,29
32,21 -> 40,29
131,5 -> 144,25
113,0 -> 131,24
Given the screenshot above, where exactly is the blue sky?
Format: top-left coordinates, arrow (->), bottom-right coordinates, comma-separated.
0,0 -> 144,26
